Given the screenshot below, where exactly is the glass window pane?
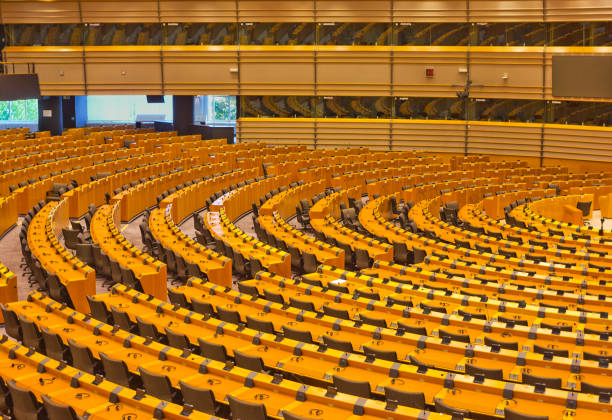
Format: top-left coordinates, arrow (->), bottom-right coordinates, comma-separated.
472,99 -> 543,123
395,23 -> 469,46
85,23 -> 161,46
395,97 -> 464,119
549,101 -> 612,126
86,95 -> 172,123
0,102 -> 10,121
318,23 -> 390,45
241,23 -> 314,45
167,23 -> 237,45
550,22 -> 589,46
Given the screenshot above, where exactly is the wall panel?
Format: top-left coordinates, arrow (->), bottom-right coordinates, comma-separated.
315,0 -> 391,22
393,1 -> 467,22
393,47 -> 466,97
317,118 -> 390,149
240,47 -> 315,95
84,46 -> 162,94
317,47 -> 391,96
238,0 -> 314,22
80,1 -> 158,23
546,0 -> 612,21
0,1 -> 80,23
469,0 -> 543,22
162,46 -> 238,95
239,117 -> 315,147
543,124 -> 612,162
2,46 -> 86,95
467,121 -> 541,156
392,119 -> 465,152
470,47 -> 543,100
159,1 -> 236,22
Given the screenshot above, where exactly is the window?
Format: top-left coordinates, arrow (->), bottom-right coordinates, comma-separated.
194,96 -> 236,126
86,95 -> 172,124
0,99 -> 38,122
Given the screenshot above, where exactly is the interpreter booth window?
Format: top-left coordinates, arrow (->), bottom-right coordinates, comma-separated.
86,95 -> 172,124
394,97 -> 464,120
194,96 -> 236,126
549,101 -> 612,126
240,96 -> 318,118
472,99 -> 544,123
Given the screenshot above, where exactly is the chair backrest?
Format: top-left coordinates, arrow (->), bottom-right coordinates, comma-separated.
68,338 -> 98,374
42,394 -> 79,420
384,386 -> 425,409
41,327 -> 67,362
289,297 -> 315,312
216,306 -> 241,324
397,321 -> 427,336
322,305 -> 350,320
484,336 -> 518,351
7,379 -> 43,420
87,296 -> 111,324
522,373 -> 562,389
138,366 -> 175,402
19,316 -> 43,352
100,351 -> 132,388
362,345 -> 397,362
237,282 -> 259,297
198,338 -> 228,362
246,315 -> 275,334
1,305 -> 22,341
234,350 -> 265,372
322,335 -> 353,352
168,288 -> 190,308
282,325 -> 314,344
136,315 -> 162,341
301,252 -> 318,274
354,248 -> 371,270
465,363 -> 503,380
228,394 -> 267,420
359,313 -> 387,328
438,329 -> 470,343
332,375 -> 371,398
263,290 -> 285,304
179,381 -> 217,415
165,327 -> 191,350
110,306 -> 134,332
191,297 -> 214,316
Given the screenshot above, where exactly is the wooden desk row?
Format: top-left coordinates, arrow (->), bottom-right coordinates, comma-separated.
302,264 -> 612,362
420,190 -> 611,269
91,202 -> 167,300
241,270 -> 612,390
359,185 -> 611,288
519,198 -> 612,240
0,140 -> 125,197
0,264 -> 17,322
28,200 -> 95,313
151,169 -> 260,287
473,191 -> 611,254
0,335 -> 211,419
164,277 -> 609,419
11,292 -> 434,420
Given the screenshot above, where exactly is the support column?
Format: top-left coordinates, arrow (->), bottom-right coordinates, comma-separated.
38,96 -> 63,135
172,95 -> 194,136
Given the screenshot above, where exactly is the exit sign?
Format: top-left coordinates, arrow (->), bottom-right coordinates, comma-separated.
425,68 -> 434,78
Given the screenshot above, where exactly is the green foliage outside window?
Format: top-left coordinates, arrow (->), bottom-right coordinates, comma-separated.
0,99 -> 38,121
213,96 -> 237,121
